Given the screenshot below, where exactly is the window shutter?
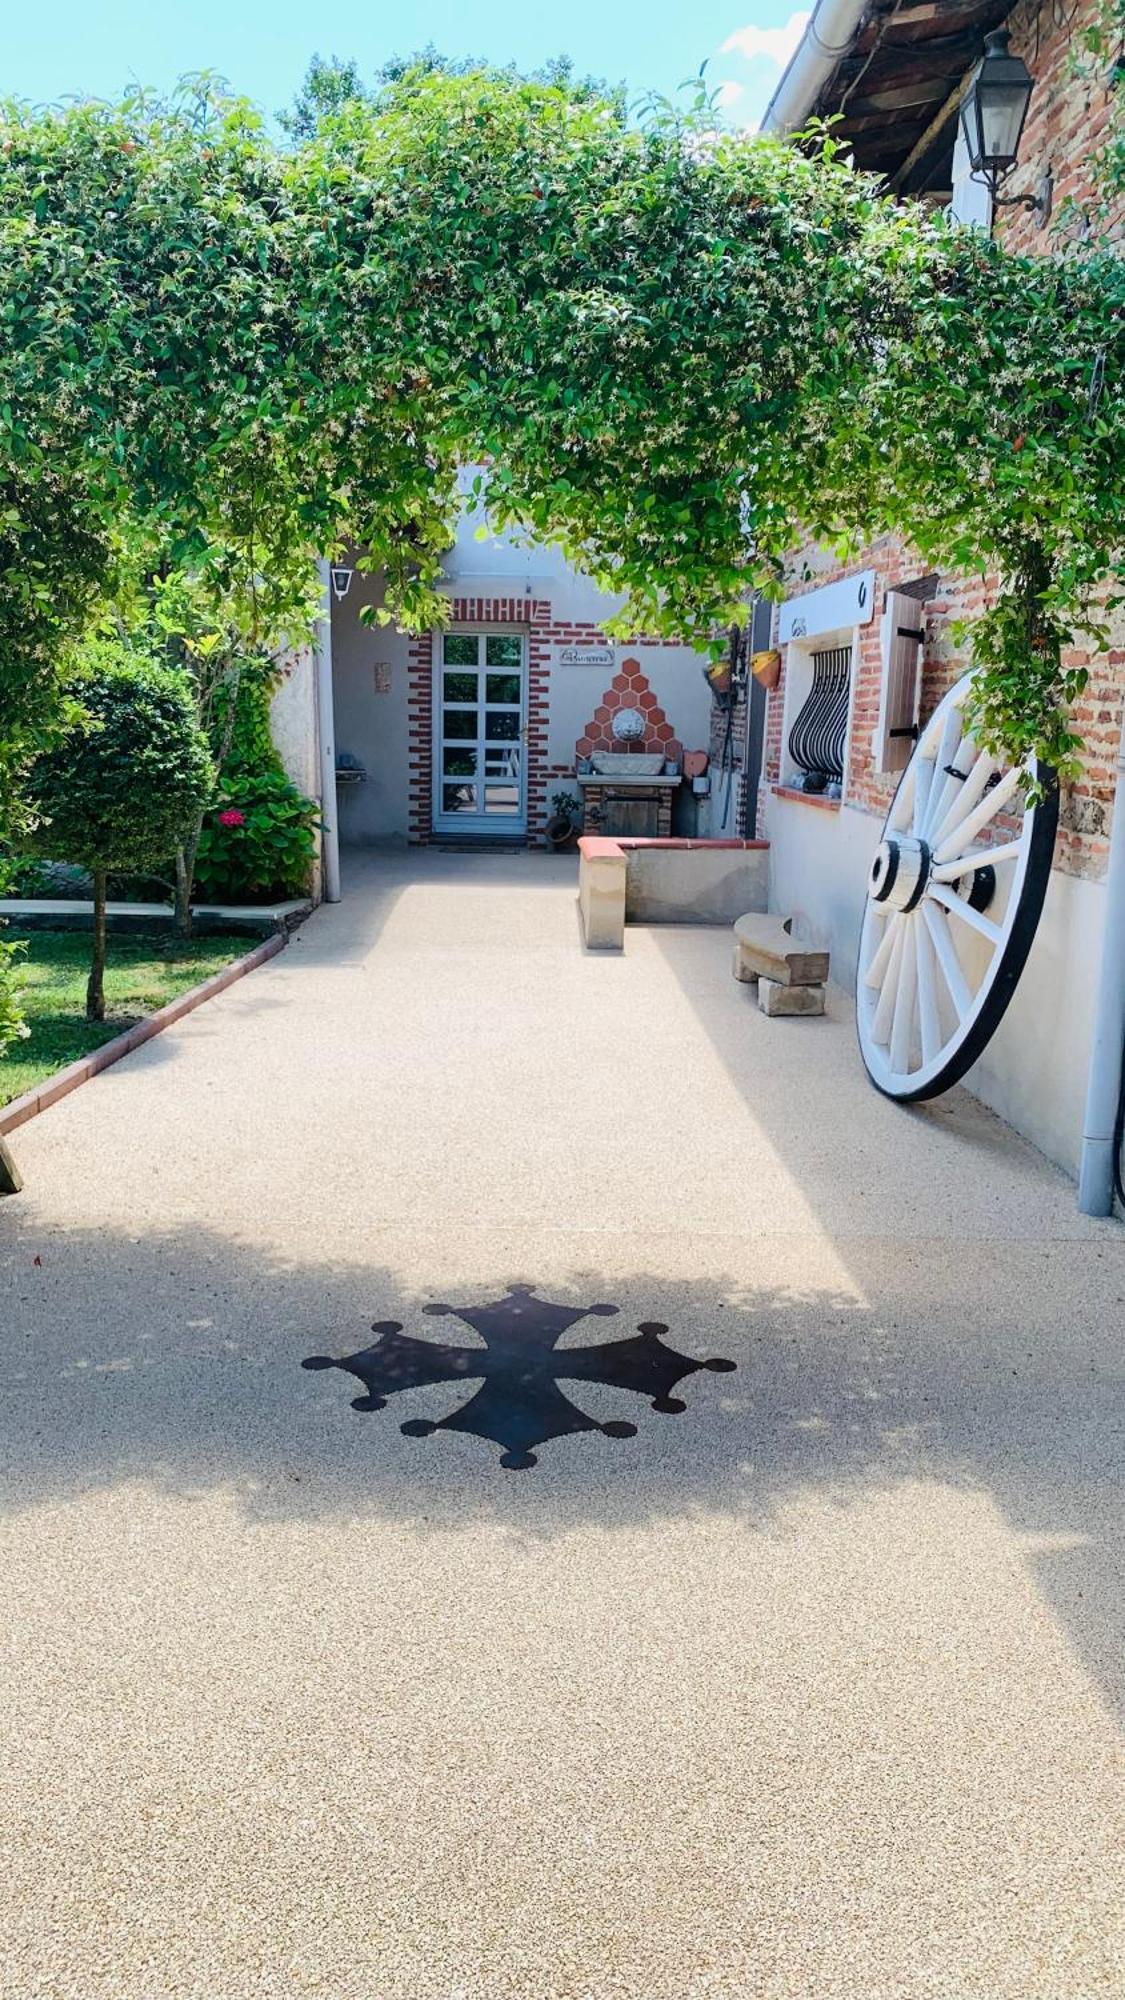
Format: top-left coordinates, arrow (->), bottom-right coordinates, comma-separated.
873,590 -> 925,774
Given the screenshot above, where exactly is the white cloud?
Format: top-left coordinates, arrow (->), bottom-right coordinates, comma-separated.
720,11 -> 811,70
713,9 -> 811,127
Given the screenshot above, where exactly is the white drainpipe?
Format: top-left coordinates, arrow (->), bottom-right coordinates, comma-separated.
314,558 -> 342,904
1078,733 -> 1125,1213
760,0 -> 870,134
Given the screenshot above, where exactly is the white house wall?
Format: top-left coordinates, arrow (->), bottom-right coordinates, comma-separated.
329,571 -> 414,847
270,647 -> 320,801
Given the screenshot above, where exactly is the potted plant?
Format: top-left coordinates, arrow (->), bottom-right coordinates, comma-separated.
544,789 -> 582,851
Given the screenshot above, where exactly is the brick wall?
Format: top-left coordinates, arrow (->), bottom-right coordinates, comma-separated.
755,0 -> 1125,884
999,0 -> 1124,256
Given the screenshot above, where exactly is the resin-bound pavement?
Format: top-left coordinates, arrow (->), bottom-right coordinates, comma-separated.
3,849 -> 1124,2000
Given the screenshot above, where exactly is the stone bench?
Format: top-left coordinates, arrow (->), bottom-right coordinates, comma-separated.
732,913 -> 829,1017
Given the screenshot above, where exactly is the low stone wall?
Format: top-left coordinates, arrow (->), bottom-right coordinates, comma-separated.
577,837 -> 769,950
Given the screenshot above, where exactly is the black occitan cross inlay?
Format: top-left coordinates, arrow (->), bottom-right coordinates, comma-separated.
303,1285 -> 735,1470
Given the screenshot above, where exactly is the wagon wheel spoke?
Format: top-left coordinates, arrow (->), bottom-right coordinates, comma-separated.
926,880 -> 1003,947
921,898 -> 972,1020
932,765 -> 1022,865
856,671 -> 1057,1102
930,839 -> 1023,882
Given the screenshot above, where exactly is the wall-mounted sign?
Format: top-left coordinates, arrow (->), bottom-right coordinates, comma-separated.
559,645 -> 615,668
779,569 -> 876,647
373,662 -> 392,694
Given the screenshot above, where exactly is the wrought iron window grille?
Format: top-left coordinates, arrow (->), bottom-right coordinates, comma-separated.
788,644 -> 852,789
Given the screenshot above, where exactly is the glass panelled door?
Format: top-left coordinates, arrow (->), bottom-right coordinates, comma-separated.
433,632 -> 527,836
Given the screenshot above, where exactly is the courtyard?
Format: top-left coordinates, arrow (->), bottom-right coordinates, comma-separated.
2,849 -> 1124,1997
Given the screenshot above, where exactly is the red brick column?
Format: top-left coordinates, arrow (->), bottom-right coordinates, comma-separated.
407,632 -> 434,843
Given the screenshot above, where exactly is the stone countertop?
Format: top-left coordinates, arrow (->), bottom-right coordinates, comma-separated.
576,771 -> 682,788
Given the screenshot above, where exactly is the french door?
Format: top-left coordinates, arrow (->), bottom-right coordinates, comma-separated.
432,631 -> 527,837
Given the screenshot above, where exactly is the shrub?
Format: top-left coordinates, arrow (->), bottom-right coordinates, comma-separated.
192,660 -> 319,902
0,860 -> 28,1057
194,771 -> 319,901
25,644 -> 213,1018
0,939 -> 27,1055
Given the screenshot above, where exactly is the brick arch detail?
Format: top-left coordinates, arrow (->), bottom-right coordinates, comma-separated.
575,658 -> 677,760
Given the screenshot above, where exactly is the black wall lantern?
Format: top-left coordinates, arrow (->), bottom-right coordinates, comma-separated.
959,28 -> 1052,223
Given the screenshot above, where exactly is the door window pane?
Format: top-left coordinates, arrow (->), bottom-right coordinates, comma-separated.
443,634 -> 478,666
443,748 -> 477,777
443,710 -> 477,739
485,635 -> 522,667
442,782 -> 478,814
485,673 -> 521,705
486,711 -> 520,741
443,671 -> 478,703
485,748 -> 521,779
485,784 -> 520,815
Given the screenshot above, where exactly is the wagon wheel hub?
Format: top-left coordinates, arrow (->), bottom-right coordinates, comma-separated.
868,834 -> 931,913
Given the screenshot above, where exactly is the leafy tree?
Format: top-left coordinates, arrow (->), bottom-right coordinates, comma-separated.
278,54 -> 372,141
24,646 -> 213,1019
0,64 -> 1120,834
115,528 -> 322,930
280,47 -> 625,140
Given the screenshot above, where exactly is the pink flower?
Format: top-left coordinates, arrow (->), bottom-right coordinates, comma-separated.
218,808 -> 245,828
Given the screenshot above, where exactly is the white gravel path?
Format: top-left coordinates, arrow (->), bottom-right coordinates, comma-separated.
2,848 -> 1124,2000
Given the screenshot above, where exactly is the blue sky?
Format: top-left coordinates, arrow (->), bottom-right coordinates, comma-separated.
3,1 -> 808,132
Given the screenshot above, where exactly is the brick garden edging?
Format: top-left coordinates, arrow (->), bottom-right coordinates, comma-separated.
0,931 -> 287,1139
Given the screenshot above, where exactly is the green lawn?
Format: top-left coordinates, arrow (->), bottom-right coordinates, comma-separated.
0,928 -> 251,1106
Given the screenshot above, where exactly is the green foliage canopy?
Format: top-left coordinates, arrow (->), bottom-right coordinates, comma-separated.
0,66 -> 1122,794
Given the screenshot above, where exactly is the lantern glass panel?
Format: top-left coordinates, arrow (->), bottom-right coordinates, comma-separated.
978,82 -> 1031,166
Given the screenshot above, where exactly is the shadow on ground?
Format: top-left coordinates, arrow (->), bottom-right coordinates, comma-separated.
2,1215 -> 1123,1720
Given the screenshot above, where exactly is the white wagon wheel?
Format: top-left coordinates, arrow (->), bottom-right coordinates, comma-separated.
857,671 -> 1057,1102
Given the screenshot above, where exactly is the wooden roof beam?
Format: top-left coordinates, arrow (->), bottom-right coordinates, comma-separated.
887,50 -> 978,189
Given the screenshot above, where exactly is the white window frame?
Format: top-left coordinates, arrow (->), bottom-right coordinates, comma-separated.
778,622 -> 861,801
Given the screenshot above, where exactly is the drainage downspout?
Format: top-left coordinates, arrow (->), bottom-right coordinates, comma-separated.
760,0 -> 871,134
314,558 -> 342,905
1078,732 -> 1125,1213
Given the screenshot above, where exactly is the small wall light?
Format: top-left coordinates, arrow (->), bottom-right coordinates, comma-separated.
330,565 -> 354,601
960,28 -> 1052,223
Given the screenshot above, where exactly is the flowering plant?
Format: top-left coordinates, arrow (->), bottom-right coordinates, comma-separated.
195,774 -> 319,900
